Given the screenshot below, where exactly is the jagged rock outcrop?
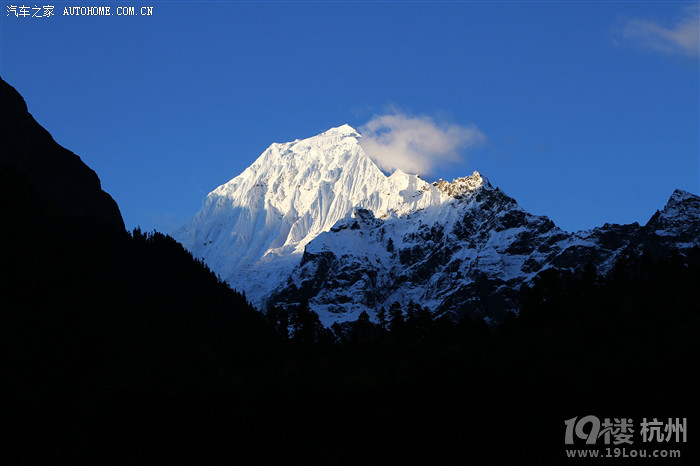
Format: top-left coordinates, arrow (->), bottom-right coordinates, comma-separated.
175,125 -> 700,325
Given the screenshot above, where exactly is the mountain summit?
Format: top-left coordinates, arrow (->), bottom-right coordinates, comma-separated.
175,126 -> 700,325
173,125 -> 486,306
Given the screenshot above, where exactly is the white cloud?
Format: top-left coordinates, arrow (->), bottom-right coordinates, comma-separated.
620,5 -> 699,57
358,112 -> 485,176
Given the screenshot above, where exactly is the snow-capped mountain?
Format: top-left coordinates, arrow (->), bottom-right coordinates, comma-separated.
174,125 -> 700,326
272,184 -> 700,325
173,125 -> 445,306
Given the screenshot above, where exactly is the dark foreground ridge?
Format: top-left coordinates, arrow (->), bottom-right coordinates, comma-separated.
2,78 -> 698,465
1,78 -> 124,230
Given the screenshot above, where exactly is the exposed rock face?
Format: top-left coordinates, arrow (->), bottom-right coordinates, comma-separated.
1,78 -> 124,230
271,185 -> 700,325
174,124 -> 700,326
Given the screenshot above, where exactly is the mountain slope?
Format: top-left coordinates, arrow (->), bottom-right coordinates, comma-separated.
173,124 -> 448,305
2,78 -> 278,464
1,78 -> 124,230
270,180 -> 569,324
275,186 -> 700,325
176,125 -> 700,326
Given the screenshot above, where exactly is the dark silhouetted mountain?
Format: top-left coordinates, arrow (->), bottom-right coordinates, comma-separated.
1,78 -> 278,464
1,77 -> 124,229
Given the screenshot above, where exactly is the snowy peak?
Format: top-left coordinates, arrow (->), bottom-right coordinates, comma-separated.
645,189 -> 700,242
175,125 -> 700,327
173,125 -> 475,306
321,124 -> 360,136
647,189 -> 700,225
212,124 -> 365,199
665,189 -> 700,210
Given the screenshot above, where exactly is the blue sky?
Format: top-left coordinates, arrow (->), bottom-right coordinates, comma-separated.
2,1 -> 698,233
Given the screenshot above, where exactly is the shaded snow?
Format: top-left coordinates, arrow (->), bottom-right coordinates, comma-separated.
173,125 -> 485,307
174,125 -> 700,326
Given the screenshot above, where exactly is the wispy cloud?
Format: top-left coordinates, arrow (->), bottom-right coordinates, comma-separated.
358,111 -> 485,176
619,5 -> 699,57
